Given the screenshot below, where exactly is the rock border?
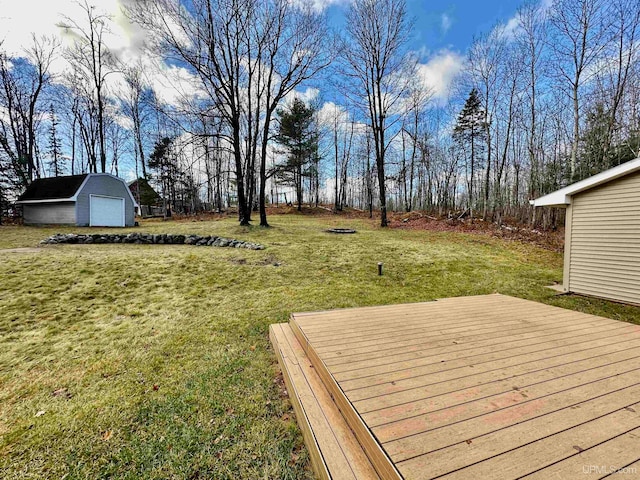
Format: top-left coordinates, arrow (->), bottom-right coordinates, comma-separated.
40,233 -> 265,250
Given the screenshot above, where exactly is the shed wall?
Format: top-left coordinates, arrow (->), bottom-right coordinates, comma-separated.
569,170 -> 640,305
23,202 -> 76,225
76,176 -> 135,226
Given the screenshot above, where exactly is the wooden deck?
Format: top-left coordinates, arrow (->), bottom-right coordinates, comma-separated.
280,294 -> 640,480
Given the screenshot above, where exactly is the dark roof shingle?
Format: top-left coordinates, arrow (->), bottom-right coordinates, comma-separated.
18,174 -> 88,201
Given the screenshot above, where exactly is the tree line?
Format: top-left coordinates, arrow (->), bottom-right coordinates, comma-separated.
1,0 -> 639,228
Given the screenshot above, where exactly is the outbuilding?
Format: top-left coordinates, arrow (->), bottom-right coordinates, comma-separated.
531,157 -> 640,305
17,173 -> 137,227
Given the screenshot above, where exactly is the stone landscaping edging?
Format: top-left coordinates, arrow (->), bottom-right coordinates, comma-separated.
40,233 -> 265,250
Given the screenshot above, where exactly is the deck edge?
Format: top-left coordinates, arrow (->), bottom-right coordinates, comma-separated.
270,324 -> 332,480
271,323 -> 381,480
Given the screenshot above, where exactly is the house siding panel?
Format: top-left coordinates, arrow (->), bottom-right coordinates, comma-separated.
569,171 -> 640,305
23,203 -> 76,225
76,175 -> 135,227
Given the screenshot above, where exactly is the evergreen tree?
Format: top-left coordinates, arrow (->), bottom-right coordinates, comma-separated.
453,88 -> 488,218
273,98 -> 320,211
149,137 -> 176,217
132,177 -> 161,207
47,104 -> 65,177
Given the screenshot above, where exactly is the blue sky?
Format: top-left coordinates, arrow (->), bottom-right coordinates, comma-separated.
325,0 -> 520,55
409,0 -> 519,51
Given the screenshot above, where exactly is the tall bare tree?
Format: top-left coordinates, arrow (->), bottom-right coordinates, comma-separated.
121,64 -> 151,179
400,82 -> 432,212
59,0 -> 116,173
596,0 -> 640,167
255,0 -> 329,226
466,26 -> 509,220
515,0 -> 548,201
342,0 -> 414,227
548,0 -> 611,180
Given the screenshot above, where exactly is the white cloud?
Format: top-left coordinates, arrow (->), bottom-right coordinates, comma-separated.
318,101 -> 349,126
417,49 -> 465,105
503,0 -> 553,39
288,0 -> 351,13
284,87 -> 320,106
0,1 -> 134,60
504,16 -> 521,38
149,63 -> 206,106
441,13 -> 452,34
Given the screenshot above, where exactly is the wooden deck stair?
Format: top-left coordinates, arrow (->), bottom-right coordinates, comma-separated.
269,323 -> 381,480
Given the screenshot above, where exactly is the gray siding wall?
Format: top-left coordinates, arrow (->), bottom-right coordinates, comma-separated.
75,175 -> 135,227
23,202 -> 76,225
568,171 -> 640,305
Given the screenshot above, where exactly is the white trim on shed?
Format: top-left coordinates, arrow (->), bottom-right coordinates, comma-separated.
530,157 -> 640,207
71,173 -> 139,207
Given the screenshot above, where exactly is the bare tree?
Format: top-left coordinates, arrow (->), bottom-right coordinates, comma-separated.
255,0 -> 330,226
0,36 -> 58,186
548,0 -> 611,181
64,63 -> 99,173
400,82 -> 432,212
596,0 -> 640,167
342,0 -> 414,227
59,1 -> 117,173
515,0 -> 548,202
466,25 -> 510,220
120,63 -> 151,179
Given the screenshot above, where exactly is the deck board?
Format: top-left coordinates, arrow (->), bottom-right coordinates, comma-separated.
289,294 -> 640,480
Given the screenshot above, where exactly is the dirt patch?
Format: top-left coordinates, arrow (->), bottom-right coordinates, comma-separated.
230,254 -> 283,267
0,247 -> 43,254
255,254 -> 283,267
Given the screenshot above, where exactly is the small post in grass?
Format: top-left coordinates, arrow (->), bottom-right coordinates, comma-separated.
378,262 -> 383,276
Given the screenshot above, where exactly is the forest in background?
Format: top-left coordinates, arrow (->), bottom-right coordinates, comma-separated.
1,0 -> 639,228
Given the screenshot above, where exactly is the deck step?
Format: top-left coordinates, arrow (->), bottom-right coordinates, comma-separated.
270,323 -> 380,480
290,316 -> 403,480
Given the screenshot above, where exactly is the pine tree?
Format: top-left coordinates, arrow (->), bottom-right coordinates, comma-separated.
273,98 -> 320,211
149,137 -> 175,218
453,88 -> 488,219
47,104 -> 65,177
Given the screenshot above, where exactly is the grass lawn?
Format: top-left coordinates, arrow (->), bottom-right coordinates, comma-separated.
1,214 -> 640,479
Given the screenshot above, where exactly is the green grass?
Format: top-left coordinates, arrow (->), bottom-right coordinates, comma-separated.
1,215 -> 639,479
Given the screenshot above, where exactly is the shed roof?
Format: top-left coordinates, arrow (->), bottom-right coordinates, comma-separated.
531,157 -> 640,207
17,174 -> 88,202
17,173 -> 138,207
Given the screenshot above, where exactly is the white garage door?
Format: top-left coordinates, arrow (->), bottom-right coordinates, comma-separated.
90,195 -> 125,227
